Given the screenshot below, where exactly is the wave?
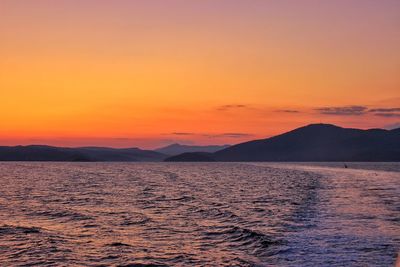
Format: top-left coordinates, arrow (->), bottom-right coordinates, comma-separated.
204,225 -> 281,256
0,225 -> 42,235
28,209 -> 92,221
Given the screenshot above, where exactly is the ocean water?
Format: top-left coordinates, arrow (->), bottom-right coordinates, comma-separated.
0,162 -> 398,267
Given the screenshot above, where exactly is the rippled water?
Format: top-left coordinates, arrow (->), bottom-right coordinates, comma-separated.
0,163 -> 399,266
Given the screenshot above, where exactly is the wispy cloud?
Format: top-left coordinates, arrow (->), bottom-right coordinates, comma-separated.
203,133 -> 253,138
369,108 -> 400,112
170,132 -> 195,136
166,132 -> 253,139
276,109 -> 300,113
216,104 -> 249,111
368,107 -> 400,117
373,113 -> 400,118
315,106 -> 368,116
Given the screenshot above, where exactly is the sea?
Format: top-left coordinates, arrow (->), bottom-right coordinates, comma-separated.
0,162 -> 399,266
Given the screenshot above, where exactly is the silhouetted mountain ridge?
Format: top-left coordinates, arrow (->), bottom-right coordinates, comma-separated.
2,124 -> 399,162
166,124 -> 400,162
0,145 -> 166,162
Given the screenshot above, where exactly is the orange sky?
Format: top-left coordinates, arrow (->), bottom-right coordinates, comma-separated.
1,1 -> 399,148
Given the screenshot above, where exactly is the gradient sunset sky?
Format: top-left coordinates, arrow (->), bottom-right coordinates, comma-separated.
1,0 -> 399,148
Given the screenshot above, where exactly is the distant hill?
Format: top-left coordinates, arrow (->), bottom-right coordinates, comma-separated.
165,124 -> 400,162
155,143 -> 229,156
0,145 -> 166,162
164,152 -> 216,162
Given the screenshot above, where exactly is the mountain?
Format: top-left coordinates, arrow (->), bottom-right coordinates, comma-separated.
0,145 -> 166,162
155,143 -> 230,156
165,124 -> 400,162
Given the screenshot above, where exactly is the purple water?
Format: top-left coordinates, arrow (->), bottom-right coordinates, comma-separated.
0,162 -> 399,266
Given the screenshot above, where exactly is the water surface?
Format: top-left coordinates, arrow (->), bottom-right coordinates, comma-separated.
0,162 -> 398,266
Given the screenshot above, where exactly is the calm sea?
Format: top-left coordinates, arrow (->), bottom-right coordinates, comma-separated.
0,162 -> 399,266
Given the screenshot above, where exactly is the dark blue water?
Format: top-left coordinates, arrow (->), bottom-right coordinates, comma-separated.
0,162 -> 399,266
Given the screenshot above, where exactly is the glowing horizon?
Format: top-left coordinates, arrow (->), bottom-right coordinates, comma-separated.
1,1 -> 399,149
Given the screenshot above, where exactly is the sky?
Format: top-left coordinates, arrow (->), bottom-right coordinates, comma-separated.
1,0 -> 399,149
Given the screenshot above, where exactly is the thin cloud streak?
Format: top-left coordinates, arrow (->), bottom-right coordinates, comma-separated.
373,113 -> 400,118
170,132 -> 195,136
369,108 -> 400,113
315,106 -> 368,116
276,109 -> 300,113
203,133 -> 253,138
166,132 -> 254,139
216,104 -> 249,111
